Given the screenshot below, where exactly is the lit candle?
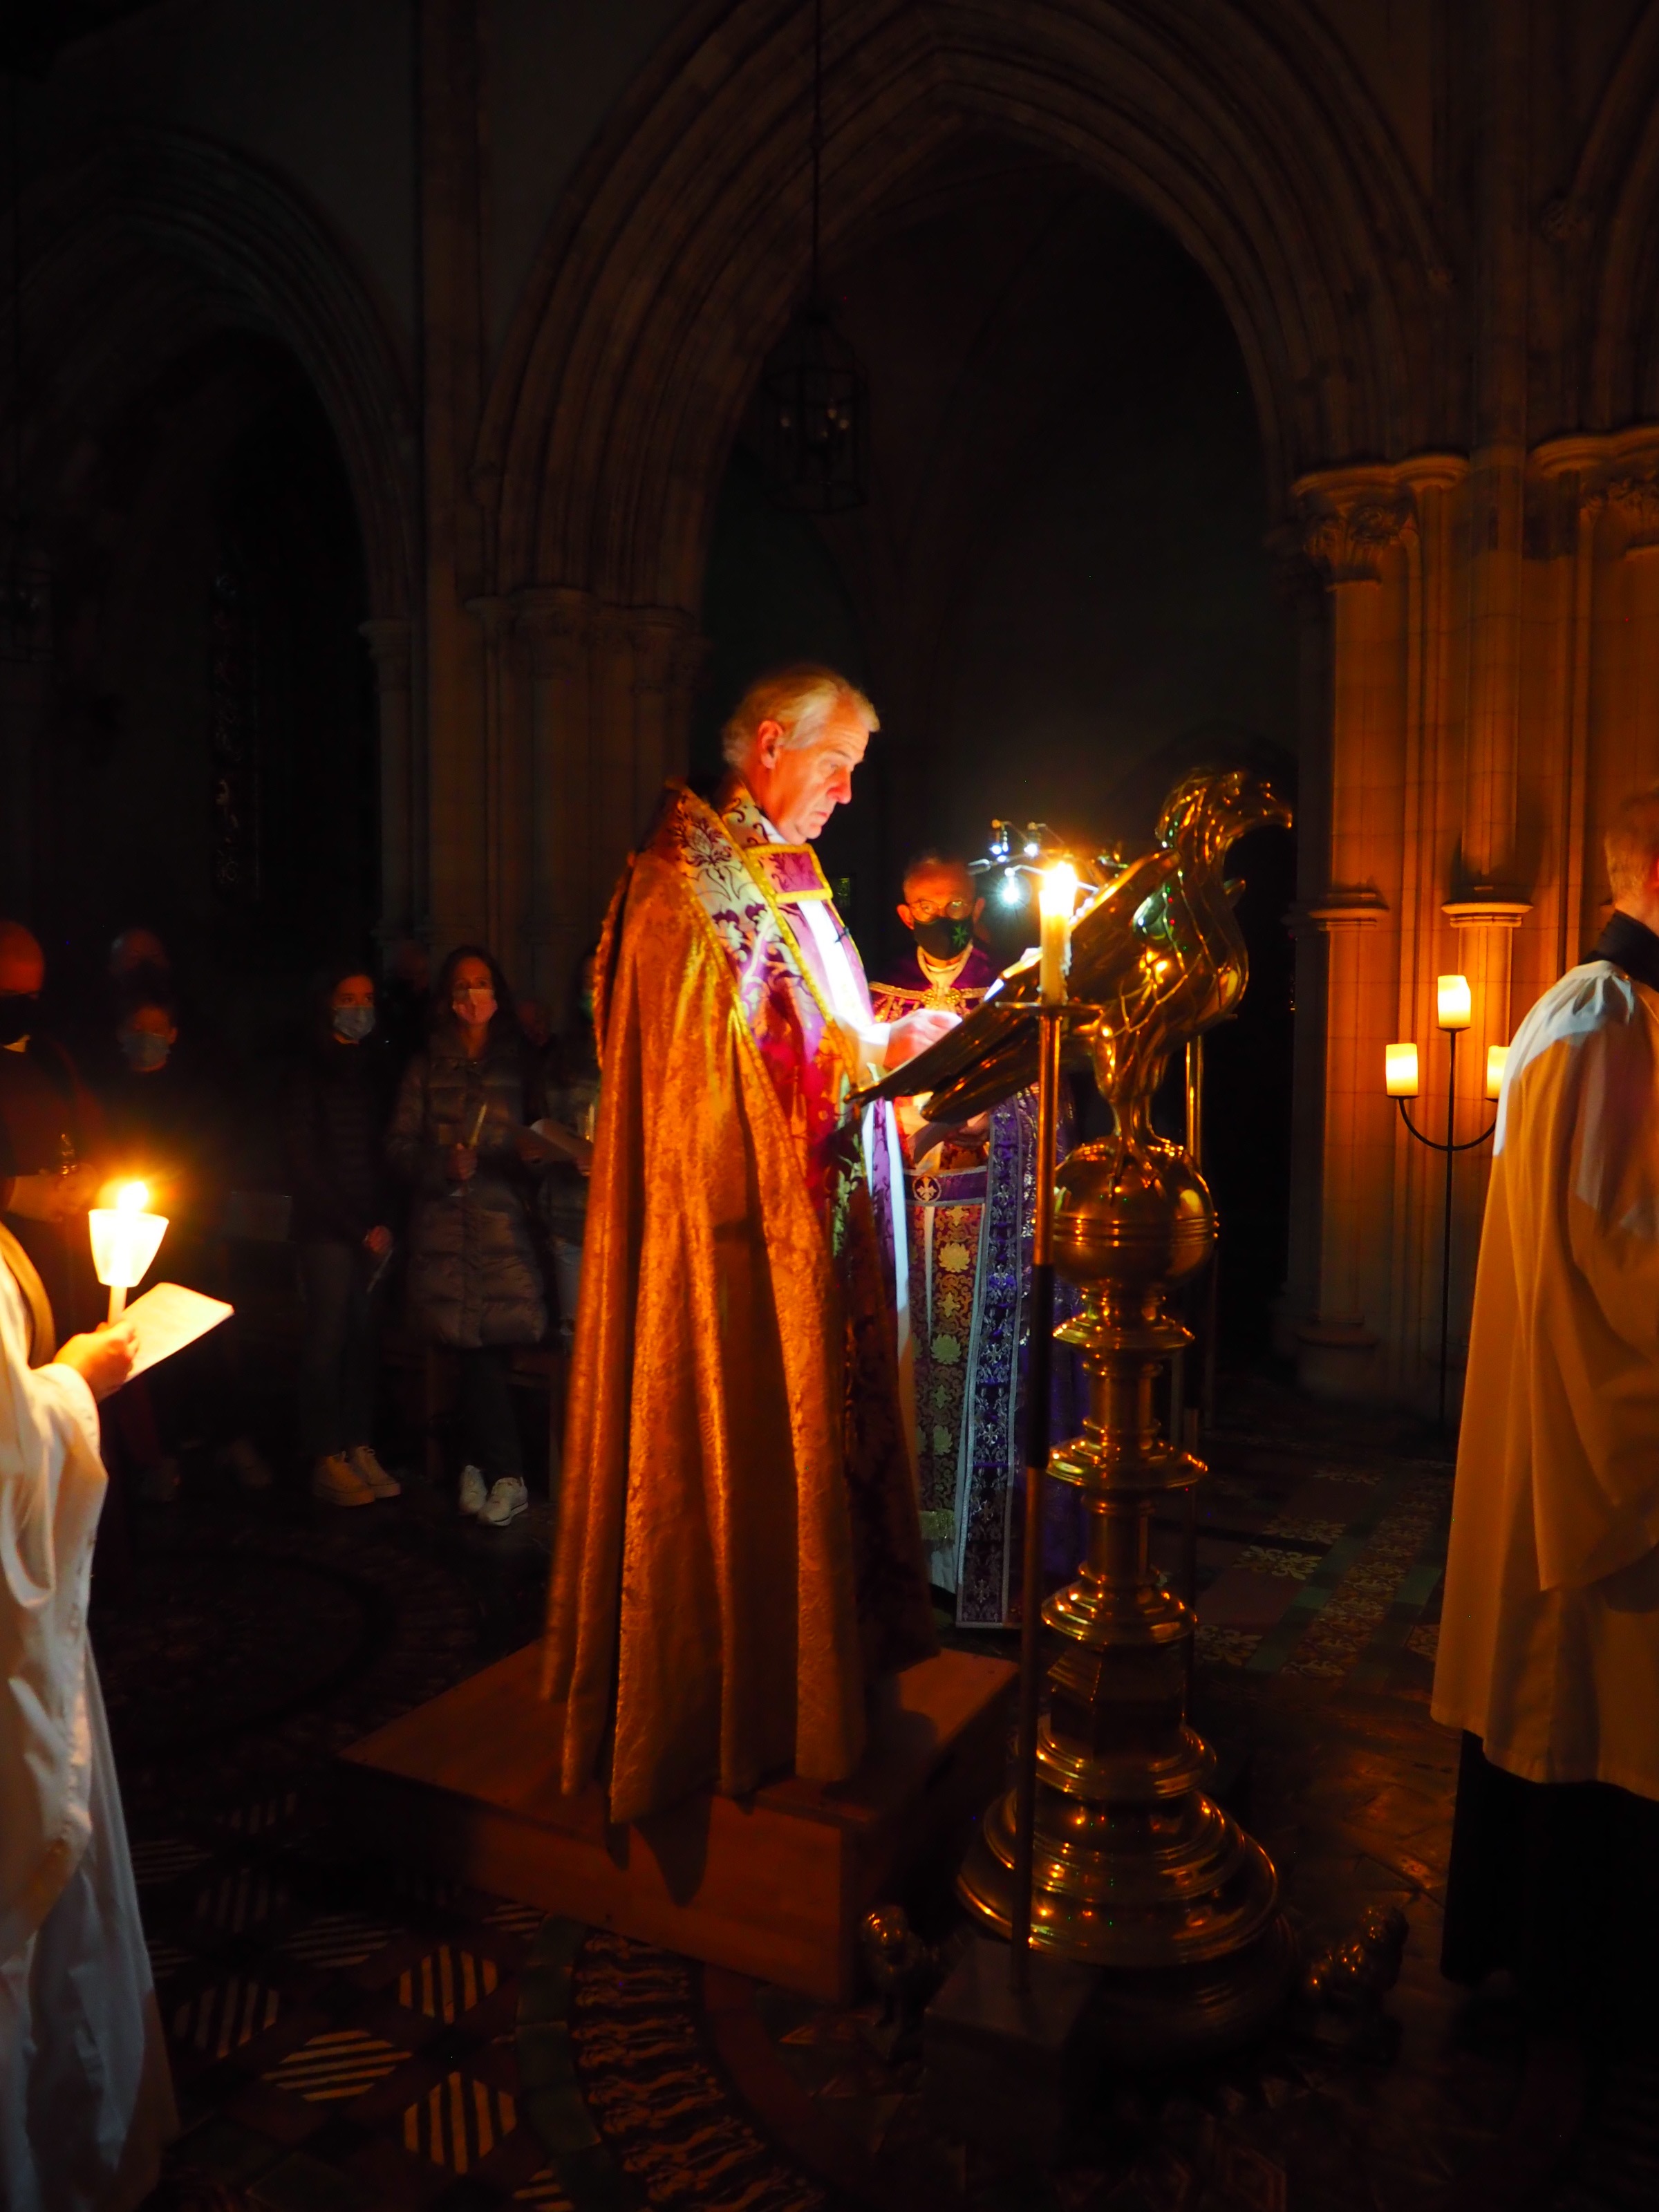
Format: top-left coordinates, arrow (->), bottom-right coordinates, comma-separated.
89,1180 -> 169,1322
1038,861 -> 1077,1006
1436,975 -> 1472,1031
1485,1044 -> 1508,1100
1385,1042 -> 1420,1098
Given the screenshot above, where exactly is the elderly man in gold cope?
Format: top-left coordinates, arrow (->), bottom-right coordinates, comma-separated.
544,666 -> 953,1822
1434,785 -> 1659,2034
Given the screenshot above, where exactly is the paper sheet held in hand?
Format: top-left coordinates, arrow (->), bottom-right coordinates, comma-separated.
121,1282 -> 234,1378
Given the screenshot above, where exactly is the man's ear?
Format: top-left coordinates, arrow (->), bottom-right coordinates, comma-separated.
897,902 -> 915,930
972,897 -> 986,922
754,718 -> 784,769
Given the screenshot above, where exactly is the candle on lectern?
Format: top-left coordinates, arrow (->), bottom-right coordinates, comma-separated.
1385,1042 -> 1420,1098
1436,974 -> 1472,1031
1038,861 -> 1077,1006
89,1180 -> 169,1322
1485,1044 -> 1508,1100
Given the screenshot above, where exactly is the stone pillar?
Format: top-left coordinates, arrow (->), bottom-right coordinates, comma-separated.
1293,477 -> 1414,1399
516,586 -> 594,1008
360,616 -> 420,956
418,0 -> 489,953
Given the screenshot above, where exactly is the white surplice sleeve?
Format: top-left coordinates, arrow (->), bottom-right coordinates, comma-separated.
0,1261 -> 107,1962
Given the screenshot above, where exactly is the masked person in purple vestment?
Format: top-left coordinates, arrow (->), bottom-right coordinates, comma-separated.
872,854 -> 1081,1626
544,666 -> 955,1823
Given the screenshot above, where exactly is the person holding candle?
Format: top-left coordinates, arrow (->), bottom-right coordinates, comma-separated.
0,921 -> 107,1334
0,1213 -> 178,2207
544,666 -> 954,1825
388,947 -> 550,1529
1434,781 -> 1659,2040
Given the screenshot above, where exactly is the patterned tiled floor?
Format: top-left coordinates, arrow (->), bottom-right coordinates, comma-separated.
109,1383 -> 1639,2211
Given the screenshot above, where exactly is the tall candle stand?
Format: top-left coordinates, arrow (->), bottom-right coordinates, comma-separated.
1385,980 -> 1505,1432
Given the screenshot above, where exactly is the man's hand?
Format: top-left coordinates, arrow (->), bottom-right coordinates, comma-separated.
364,1225 -> 393,1257
883,1006 -> 960,1074
55,1321 -> 137,1401
446,1145 -> 478,1183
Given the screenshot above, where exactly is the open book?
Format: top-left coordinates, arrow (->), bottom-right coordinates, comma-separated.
119,1282 -> 234,1380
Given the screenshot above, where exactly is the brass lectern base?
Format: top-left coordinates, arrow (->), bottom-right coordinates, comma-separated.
956,1812 -> 1297,2064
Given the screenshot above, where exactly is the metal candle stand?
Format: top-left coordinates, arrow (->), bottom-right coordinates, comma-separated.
1391,1026 -> 1498,1434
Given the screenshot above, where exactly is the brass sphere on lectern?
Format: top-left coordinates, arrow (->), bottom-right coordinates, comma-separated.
957,1127 -> 1295,2059
1052,1135 -> 1215,1297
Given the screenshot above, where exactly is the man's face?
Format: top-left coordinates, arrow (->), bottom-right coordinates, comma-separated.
745,703 -> 870,843
898,861 -> 983,936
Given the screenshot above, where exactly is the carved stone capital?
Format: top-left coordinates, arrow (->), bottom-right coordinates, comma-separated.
1293,476 -> 1416,585
1609,473 -> 1659,556
1302,888 -> 1388,931
359,617 -> 412,693
514,586 -> 594,677
626,611 -> 707,698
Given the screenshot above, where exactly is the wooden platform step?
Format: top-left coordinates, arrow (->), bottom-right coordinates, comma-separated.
335,1642 -> 1015,2003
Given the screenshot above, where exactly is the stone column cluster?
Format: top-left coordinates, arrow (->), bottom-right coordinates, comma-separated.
1284,431 -> 1659,1407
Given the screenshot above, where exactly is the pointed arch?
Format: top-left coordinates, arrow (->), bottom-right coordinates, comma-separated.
479,0 -> 1447,615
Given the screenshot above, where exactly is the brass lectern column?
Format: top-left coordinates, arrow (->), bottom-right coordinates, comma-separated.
958,1124 -> 1294,2060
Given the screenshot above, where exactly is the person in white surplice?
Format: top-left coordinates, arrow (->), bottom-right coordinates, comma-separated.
1434,781 -> 1659,2038
0,1215 -> 177,2211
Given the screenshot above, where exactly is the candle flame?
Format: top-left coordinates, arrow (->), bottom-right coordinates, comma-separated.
1038,859 -> 1078,921
116,1180 -> 149,1214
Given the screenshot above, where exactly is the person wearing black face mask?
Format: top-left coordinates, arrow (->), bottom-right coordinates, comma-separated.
870,855 -> 1085,1629
873,852 -> 995,1015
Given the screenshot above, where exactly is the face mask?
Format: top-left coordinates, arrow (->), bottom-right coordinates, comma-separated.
454,988 -> 497,1028
332,1004 -> 375,1042
910,916 -> 975,960
119,1028 -> 170,1071
0,995 -> 37,1046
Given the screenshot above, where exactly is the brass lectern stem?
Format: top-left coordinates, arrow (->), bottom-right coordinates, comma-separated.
1010,1003 -> 1065,1994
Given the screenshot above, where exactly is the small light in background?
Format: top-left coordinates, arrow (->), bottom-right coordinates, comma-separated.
1485,1044 -> 1508,1100
1385,1042 -> 1420,1098
1436,975 -> 1472,1031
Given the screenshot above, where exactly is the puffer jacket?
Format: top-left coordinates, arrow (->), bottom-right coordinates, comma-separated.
386,1024 -> 548,1348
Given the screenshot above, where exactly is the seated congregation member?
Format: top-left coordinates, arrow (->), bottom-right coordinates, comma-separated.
283,966 -> 401,1509
388,948 -> 548,1530
544,666 -> 953,1826
0,921 -> 105,1333
0,1216 -> 176,2207
1434,782 -> 1659,2038
872,854 -> 1080,1622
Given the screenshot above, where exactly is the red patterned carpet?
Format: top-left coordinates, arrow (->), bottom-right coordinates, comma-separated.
96,1386 -> 1643,2212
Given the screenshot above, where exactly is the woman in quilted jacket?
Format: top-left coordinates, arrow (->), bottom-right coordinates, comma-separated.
387,946 -> 548,1528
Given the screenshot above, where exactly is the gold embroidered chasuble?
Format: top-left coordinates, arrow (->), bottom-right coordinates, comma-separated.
543,776 -> 936,1824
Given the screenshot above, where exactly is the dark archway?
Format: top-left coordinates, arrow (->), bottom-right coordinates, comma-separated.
39,336 -> 376,1072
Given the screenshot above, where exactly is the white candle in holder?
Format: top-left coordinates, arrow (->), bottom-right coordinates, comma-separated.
1385,1042 -> 1420,1098
88,1181 -> 169,1321
1038,861 -> 1078,1007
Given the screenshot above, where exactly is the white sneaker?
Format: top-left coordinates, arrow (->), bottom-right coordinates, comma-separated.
348,1445 -> 402,1499
477,1476 -> 528,1528
458,1465 -> 487,1516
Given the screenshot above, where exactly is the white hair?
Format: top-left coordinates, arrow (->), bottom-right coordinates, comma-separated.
720,664 -> 878,767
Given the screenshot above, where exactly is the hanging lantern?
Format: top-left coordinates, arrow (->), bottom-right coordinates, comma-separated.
758,0 -> 868,514
760,303 -> 868,514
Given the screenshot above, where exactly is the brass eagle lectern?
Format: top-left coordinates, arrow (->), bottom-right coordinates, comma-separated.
872,767 -> 1297,2059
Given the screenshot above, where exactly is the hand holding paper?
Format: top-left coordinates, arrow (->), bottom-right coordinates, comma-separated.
116,1282 -> 234,1380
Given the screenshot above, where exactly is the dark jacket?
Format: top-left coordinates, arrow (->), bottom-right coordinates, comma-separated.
386,1024 -> 547,1348
284,1038 -> 396,1245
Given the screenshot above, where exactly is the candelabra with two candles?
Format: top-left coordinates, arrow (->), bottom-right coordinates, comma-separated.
1385,976 -> 1507,1431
